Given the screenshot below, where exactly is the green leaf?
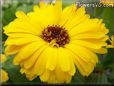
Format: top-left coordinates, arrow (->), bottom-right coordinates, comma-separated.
102,49 -> 114,67
2,4 -> 18,41
108,66 -> 114,83
86,73 -> 98,84
101,7 -> 114,35
2,4 -> 17,26
71,71 -> 85,84
94,7 -> 104,18
84,72 -> 109,84
2,56 -> 42,84
3,56 -> 28,83
16,4 -> 33,13
97,73 -> 109,84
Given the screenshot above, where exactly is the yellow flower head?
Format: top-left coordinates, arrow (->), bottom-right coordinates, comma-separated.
100,0 -> 114,5
4,0 -> 109,84
0,54 -> 9,83
107,35 -> 114,48
0,69 -> 9,83
1,54 -> 6,63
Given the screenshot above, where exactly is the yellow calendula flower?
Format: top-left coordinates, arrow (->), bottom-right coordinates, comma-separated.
100,0 -> 114,5
0,54 -> 9,83
107,35 -> 114,48
0,69 -> 9,83
4,0 -> 109,84
1,54 -> 6,63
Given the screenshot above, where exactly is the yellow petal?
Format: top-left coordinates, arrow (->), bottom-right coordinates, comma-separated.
100,0 -> 114,5
15,12 -> 42,35
58,48 -> 70,72
107,45 -> 114,48
5,45 -> 23,55
1,69 -> 9,83
40,70 -> 50,82
5,36 -> 42,45
13,41 -> 46,65
65,44 -> 97,76
28,4 -> 60,28
71,33 -> 107,40
111,35 -> 114,41
92,48 -> 108,54
64,6 -> 89,30
20,68 -> 37,81
23,44 -> 48,69
46,47 -> 57,71
55,65 -> 68,83
69,19 -> 109,36
64,73 -> 72,83
4,18 -> 41,36
15,11 -> 28,20
55,69 -> 64,83
54,0 -> 62,24
6,33 -> 39,38
66,44 -> 98,64
60,4 -> 77,27
39,1 -> 47,9
33,5 -> 40,12
0,54 -> 6,63
74,56 -> 95,76
69,40 -> 107,49
47,72 -> 57,84
33,46 -> 49,75
68,56 -> 76,76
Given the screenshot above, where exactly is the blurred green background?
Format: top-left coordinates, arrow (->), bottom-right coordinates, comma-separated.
1,0 -> 114,85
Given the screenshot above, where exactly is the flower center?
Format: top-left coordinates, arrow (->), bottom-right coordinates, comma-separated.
41,25 -> 70,47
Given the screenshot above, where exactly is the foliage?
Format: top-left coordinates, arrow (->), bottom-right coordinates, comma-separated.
2,0 -> 114,85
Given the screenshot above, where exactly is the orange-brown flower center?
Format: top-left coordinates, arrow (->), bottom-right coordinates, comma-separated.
41,25 -> 70,47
